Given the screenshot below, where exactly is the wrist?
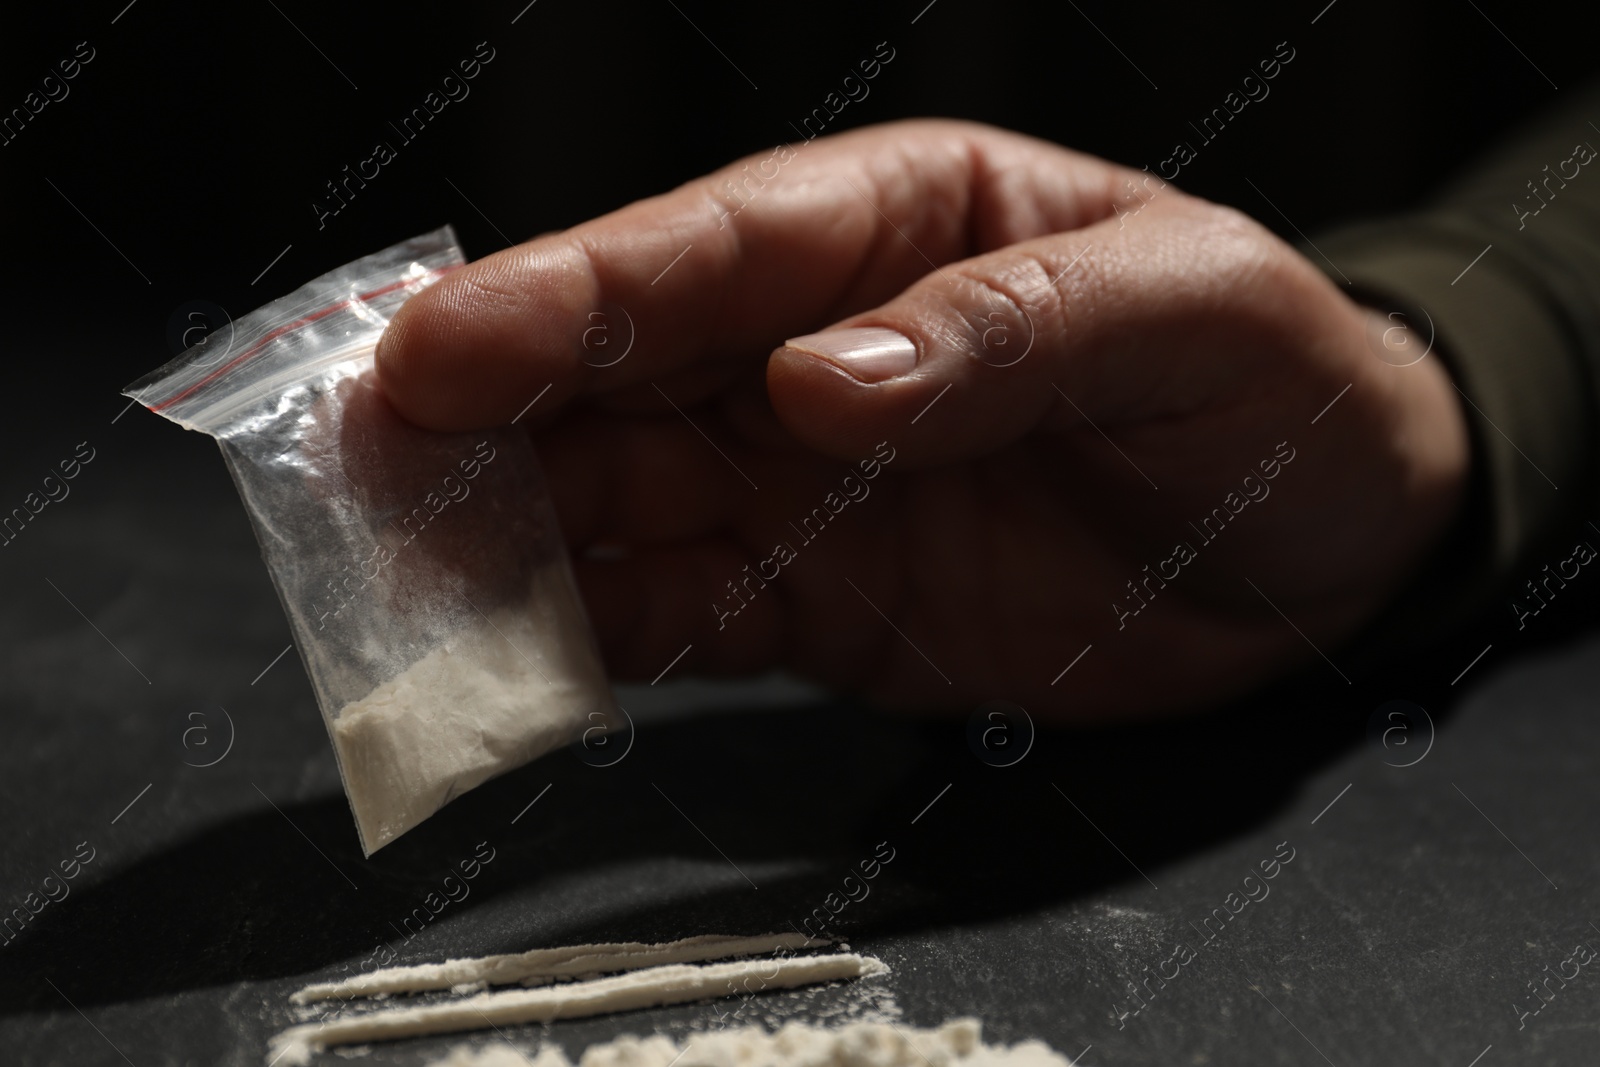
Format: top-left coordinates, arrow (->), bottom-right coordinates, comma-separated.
1333,303 -> 1482,674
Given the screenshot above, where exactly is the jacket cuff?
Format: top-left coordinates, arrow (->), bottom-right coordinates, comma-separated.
1306,219 -> 1597,672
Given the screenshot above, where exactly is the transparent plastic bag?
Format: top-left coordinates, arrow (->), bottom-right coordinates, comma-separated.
125,227 -> 614,854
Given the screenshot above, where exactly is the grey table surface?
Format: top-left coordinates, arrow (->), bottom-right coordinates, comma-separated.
4,410 -> 1597,1067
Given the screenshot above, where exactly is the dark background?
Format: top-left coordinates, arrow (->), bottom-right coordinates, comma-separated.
4,2 -> 1599,1066
1,0 -> 1587,398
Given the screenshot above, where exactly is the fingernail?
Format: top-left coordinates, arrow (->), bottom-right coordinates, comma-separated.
783,327 -> 918,383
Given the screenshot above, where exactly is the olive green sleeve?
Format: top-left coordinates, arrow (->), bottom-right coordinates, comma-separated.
1308,80 -> 1600,668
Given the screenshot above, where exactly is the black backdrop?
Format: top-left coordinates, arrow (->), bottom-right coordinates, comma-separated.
2,0 -> 1588,403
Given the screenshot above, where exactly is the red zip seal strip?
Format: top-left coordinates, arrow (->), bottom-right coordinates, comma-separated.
149,264 -> 462,413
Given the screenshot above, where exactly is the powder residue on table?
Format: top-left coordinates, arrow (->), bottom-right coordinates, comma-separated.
421,1018 -> 1072,1067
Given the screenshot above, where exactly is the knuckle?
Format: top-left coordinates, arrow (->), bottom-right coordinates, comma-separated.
943,254 -> 1063,366
1167,198 -> 1299,289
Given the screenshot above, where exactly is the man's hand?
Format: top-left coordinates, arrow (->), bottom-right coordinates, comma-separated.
376,119 -> 1469,720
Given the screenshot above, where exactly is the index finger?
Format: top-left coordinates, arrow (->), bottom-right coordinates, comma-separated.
375,119 -> 1134,430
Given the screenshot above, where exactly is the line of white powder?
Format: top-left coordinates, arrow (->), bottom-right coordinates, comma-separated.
291,932 -> 826,1004
270,953 -> 887,1065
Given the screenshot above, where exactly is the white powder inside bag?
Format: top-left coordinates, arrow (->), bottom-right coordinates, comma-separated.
331,600 -> 608,854
420,1018 -> 1070,1067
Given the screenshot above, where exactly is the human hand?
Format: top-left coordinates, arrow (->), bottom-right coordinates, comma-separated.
375,120 -> 1468,720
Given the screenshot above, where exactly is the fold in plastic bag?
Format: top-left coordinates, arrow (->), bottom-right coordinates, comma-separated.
125,227 -> 613,854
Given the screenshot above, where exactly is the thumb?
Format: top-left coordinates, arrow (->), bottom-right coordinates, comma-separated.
765,194 -> 1351,466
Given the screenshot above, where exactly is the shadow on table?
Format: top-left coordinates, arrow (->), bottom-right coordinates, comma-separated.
0,674 -> 1396,1017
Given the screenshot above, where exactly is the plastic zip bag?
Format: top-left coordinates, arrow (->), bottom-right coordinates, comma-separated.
125,227 -> 614,854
